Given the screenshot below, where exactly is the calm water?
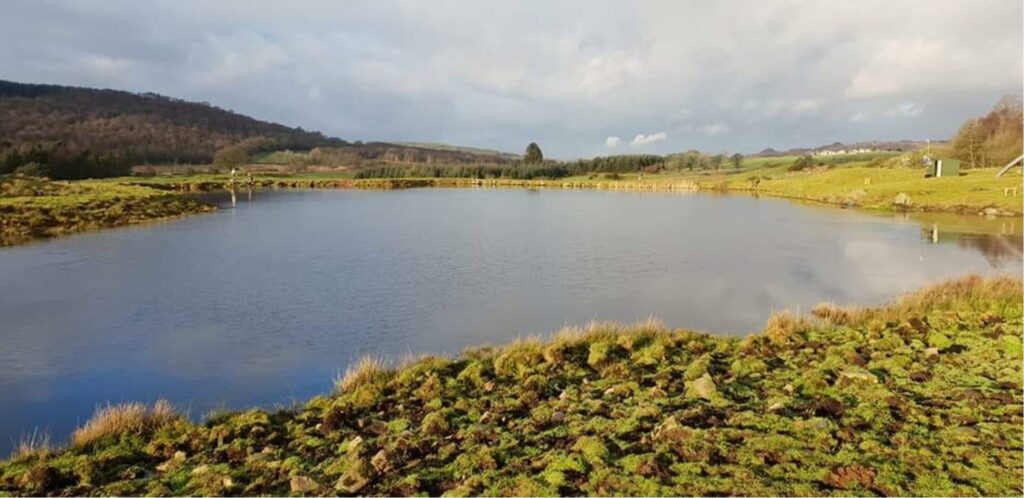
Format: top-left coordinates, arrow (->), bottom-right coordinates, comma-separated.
1,188 -> 1020,453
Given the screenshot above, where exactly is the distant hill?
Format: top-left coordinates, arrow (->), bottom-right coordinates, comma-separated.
753,140 -> 933,157
0,80 -> 347,165
0,80 -> 512,178
392,141 -> 519,160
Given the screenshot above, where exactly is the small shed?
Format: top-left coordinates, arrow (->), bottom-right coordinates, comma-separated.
926,158 -> 960,178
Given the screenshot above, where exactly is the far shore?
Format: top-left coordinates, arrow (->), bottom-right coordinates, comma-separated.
2,164 -> 1021,247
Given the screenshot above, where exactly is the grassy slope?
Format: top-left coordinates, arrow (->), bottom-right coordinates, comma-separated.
681,165 -> 1023,215
2,276 -> 1020,496
0,177 -> 214,246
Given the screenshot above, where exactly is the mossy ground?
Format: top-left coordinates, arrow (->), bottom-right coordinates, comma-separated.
0,176 -> 215,246
2,276 -> 1021,496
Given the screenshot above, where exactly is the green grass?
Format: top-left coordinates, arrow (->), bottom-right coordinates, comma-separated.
0,176 -> 214,246
2,275 -> 1020,496
683,164 -> 1022,215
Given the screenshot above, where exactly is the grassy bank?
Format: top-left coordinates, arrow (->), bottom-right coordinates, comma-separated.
4,160 -> 1020,246
0,176 -> 215,247
683,165 -> 1022,216
2,275 -> 1020,496
121,160 -> 1022,216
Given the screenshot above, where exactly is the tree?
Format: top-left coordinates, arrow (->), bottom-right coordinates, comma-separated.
730,153 -> 743,170
950,95 -> 1023,169
213,145 -> 249,169
524,142 -> 543,164
711,154 -> 725,171
683,150 -> 702,171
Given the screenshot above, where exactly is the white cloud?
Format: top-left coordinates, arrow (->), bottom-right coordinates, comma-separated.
573,52 -> 644,97
605,136 -> 621,148
630,131 -> 666,147
696,123 -> 729,136
886,103 -> 924,118
79,54 -> 132,78
846,37 -> 1020,98
188,33 -> 289,87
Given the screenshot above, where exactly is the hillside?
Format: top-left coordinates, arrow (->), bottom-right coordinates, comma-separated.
754,140 -> 930,158
0,81 -> 511,178
0,80 -> 344,166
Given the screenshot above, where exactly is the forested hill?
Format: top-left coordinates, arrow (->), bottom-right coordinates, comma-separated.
0,80 -> 514,178
0,80 -> 345,165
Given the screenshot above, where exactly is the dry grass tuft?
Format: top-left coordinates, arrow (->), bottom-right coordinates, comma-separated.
811,301 -> 857,325
894,275 -> 1022,312
11,429 -> 51,460
336,355 -> 390,392
763,310 -> 812,344
72,399 -> 181,447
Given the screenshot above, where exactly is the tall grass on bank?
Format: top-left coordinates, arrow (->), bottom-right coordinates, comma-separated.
71,400 -> 182,448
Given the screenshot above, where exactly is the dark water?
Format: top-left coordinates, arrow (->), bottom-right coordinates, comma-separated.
1,188 -> 1020,453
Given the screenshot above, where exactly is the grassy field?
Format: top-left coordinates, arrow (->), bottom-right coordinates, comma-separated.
678,164 -> 1022,216
4,155 -> 1021,246
1,275 -> 1020,496
122,153 -> 1023,216
0,176 -> 214,246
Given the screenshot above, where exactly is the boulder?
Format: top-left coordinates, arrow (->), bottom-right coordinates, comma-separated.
892,192 -> 912,207
653,416 -> 692,443
685,373 -> 717,400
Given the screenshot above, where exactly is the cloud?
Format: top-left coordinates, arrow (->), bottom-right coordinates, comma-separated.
630,132 -> 666,147
605,136 -> 621,148
886,103 -> 924,118
0,0 -> 1019,157
696,123 -> 729,136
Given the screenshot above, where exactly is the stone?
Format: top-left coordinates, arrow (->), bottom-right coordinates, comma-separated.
685,373 -> 717,400
767,402 -> 785,412
335,461 -> 372,494
924,347 -> 940,359
371,449 -> 389,473
551,411 -> 566,423
191,465 -> 210,476
290,475 -> 318,494
345,435 -> 363,453
839,369 -> 878,384
653,416 -> 692,443
893,192 -> 912,207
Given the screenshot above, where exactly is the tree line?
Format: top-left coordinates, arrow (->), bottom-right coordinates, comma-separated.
949,95 -> 1022,169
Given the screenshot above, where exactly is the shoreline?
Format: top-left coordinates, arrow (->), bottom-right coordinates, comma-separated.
152,175 -> 1024,216
2,275 -> 1020,495
2,172 -> 1019,248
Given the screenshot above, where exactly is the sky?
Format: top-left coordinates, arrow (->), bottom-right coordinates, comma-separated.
1,1 -> 1021,158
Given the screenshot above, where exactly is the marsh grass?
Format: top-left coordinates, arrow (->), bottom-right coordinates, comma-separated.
336,355 -> 390,392
10,429 -> 50,461
71,400 -> 181,448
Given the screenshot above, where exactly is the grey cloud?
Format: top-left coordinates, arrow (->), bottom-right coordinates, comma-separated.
1,0 -> 1020,158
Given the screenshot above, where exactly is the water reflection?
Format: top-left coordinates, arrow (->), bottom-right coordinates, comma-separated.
891,212 -> 1023,268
